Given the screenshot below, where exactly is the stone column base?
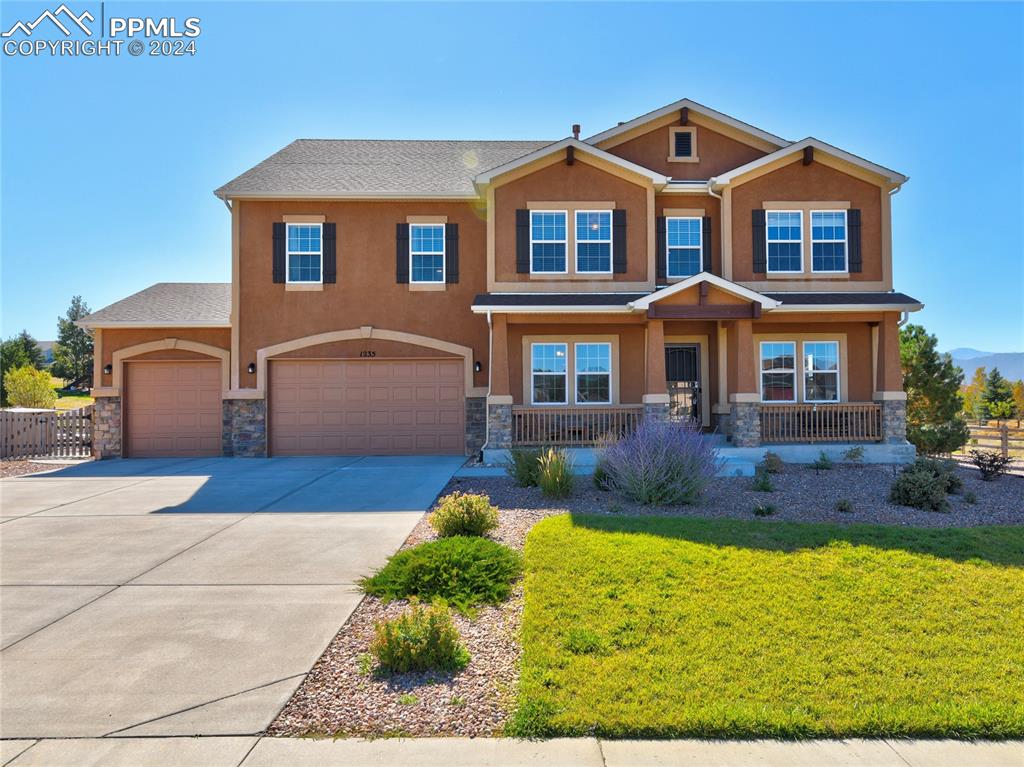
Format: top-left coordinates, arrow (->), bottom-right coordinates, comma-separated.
880,399 -> 908,444
643,402 -> 670,423
465,397 -> 486,456
222,399 -> 267,457
92,396 -> 122,459
731,401 -> 761,447
487,403 -> 512,449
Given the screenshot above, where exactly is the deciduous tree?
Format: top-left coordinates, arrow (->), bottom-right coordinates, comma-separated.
3,366 -> 57,409
899,324 -> 969,454
0,337 -> 31,404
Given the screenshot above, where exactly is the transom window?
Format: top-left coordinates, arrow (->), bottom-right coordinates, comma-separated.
574,343 -> 611,404
760,342 -> 796,402
531,343 -> 567,404
575,211 -> 612,273
666,217 -> 702,278
530,211 -> 567,273
410,224 -> 445,283
286,223 -> 322,283
766,211 -> 803,273
803,341 -> 840,402
811,211 -> 847,272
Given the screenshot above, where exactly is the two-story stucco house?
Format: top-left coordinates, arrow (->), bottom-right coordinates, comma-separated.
80,99 -> 921,460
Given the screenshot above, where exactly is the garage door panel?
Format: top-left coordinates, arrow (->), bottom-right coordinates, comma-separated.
125,361 -> 221,458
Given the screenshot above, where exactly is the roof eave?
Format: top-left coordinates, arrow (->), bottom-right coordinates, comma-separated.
470,305 -> 632,315
215,191 -> 481,202
76,320 -> 232,329
769,303 -> 924,313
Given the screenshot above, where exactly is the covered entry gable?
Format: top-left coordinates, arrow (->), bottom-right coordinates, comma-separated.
629,272 -> 779,319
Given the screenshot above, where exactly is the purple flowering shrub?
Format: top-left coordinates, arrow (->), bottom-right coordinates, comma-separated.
596,419 -> 722,505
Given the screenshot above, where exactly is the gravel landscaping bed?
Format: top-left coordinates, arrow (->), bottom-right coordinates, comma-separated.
0,459 -> 68,478
270,461 -> 1021,739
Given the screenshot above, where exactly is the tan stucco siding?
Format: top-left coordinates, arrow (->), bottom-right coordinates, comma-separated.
98,327 -> 230,389
608,123 -> 766,180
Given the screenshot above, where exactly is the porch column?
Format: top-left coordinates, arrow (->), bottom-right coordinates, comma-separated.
643,319 -> 669,422
727,318 -> 760,447
486,313 -> 513,449
874,312 -> 908,444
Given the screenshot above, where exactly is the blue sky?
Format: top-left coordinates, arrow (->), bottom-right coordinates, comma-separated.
2,1 -> 1022,352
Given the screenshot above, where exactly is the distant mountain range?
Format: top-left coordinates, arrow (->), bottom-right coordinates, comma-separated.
947,348 -> 1024,381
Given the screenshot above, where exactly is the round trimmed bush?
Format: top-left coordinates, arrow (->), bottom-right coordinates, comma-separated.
370,600 -> 469,673
430,492 -> 499,538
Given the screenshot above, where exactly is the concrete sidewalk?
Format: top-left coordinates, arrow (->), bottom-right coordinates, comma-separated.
2,737 -> 1021,766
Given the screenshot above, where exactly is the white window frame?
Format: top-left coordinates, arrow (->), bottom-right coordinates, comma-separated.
409,223 -> 446,284
285,222 -> 323,284
574,210 -> 613,275
665,216 -> 703,279
809,210 -> 848,274
573,342 -> 612,405
530,342 -> 568,405
765,210 -> 803,274
759,341 -> 797,403
529,210 -> 569,275
802,340 -> 841,403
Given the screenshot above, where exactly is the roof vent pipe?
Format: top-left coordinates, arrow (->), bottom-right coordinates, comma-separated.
572,124 -> 580,140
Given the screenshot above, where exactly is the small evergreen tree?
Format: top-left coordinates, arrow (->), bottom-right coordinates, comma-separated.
982,368 -> 1015,423
51,296 -> 93,389
899,324 -> 969,454
15,329 -> 44,369
1,337 -> 32,405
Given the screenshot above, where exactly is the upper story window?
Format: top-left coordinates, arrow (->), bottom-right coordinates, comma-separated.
803,341 -> 840,402
575,211 -> 612,274
287,223 -> 322,283
760,341 -> 796,402
575,342 -> 612,403
531,343 -> 567,404
666,217 -> 702,278
410,223 -> 445,283
669,127 -> 697,162
766,211 -> 803,273
530,211 -> 567,273
810,211 -> 847,273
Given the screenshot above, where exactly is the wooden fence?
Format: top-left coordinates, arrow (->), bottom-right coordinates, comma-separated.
512,406 -> 644,447
760,403 -> 882,444
958,423 -> 1024,460
1,406 -> 93,460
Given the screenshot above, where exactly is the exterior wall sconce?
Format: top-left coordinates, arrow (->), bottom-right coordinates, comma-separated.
102,364 -> 112,375
247,363 -> 256,374
474,361 -> 483,373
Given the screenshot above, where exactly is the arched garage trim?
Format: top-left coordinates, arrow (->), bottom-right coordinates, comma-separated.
111,338 -> 231,395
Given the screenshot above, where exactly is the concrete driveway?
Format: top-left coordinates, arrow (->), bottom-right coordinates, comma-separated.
0,455 -> 463,739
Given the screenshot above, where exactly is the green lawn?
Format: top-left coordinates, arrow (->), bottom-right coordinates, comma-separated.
54,393 -> 93,410
512,514 -> 1024,739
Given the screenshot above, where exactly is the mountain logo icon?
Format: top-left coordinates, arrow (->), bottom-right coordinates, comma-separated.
2,4 -> 94,37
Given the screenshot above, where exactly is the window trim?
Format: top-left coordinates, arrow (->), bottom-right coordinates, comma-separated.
285,222 -> 323,285
809,209 -> 848,274
573,341 -> 613,405
759,340 -> 797,403
408,222 -> 446,284
574,209 -> 613,275
665,215 -> 703,279
529,209 -> 569,275
668,126 -> 698,163
530,342 -> 569,405
765,210 -> 804,274
801,340 -> 841,403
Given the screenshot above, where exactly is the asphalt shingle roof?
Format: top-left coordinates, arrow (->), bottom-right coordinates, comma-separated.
763,292 -> 922,306
79,283 -> 231,326
473,293 -> 647,307
214,140 -> 555,198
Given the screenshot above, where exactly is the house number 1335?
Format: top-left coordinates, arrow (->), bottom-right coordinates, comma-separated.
359,350 -> 376,357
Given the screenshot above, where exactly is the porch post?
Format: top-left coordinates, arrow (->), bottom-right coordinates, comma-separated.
643,319 -> 670,422
874,312 -> 908,444
486,313 -> 513,449
727,318 -> 760,447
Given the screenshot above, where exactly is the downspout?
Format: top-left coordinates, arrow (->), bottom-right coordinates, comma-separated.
706,178 -> 723,202
482,310 -> 493,453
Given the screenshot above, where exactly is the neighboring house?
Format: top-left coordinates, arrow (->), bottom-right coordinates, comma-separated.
36,342 -> 54,366
79,98 -> 921,459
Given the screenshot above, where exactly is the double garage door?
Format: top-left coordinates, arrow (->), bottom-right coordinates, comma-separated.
269,359 -> 465,456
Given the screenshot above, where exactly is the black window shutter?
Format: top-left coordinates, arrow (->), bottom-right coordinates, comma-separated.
847,209 -> 862,273
612,209 -> 627,273
701,216 -> 712,274
322,223 -> 337,283
272,222 -> 286,283
752,209 -> 767,274
445,223 -> 459,284
396,223 -> 410,284
515,209 -> 530,273
656,216 -> 667,281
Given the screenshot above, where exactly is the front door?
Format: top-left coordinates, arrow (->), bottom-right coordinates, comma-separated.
665,344 -> 701,423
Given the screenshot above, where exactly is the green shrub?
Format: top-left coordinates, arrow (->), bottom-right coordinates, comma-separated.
360,537 -> 522,613
841,445 -> 865,463
430,491 -> 498,538
537,447 -> 573,498
889,463 -> 950,512
753,503 -> 776,517
908,456 -> 962,493
370,601 -> 469,674
963,490 -> 978,505
751,469 -> 774,492
812,451 -> 834,471
836,498 -> 854,513
592,462 -> 611,491
761,451 -> 784,474
969,449 -> 1011,481
3,366 -> 56,408
506,447 -> 542,487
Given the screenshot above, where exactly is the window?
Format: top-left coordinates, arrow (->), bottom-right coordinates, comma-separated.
410,223 -> 445,283
575,343 -> 611,403
531,343 -> 567,404
530,211 -> 567,273
666,217 -> 702,278
803,341 -> 840,402
575,211 -> 612,273
286,223 -> 322,283
669,127 -> 697,160
760,341 -> 796,402
811,211 -> 847,272
766,211 -> 802,273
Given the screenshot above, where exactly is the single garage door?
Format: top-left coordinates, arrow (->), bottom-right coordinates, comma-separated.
270,359 -> 464,456
124,361 -> 222,457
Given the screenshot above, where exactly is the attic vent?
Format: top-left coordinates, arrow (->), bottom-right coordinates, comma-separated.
674,130 -> 693,158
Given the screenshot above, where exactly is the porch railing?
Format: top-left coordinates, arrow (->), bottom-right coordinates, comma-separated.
512,405 -> 644,447
760,403 -> 882,444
